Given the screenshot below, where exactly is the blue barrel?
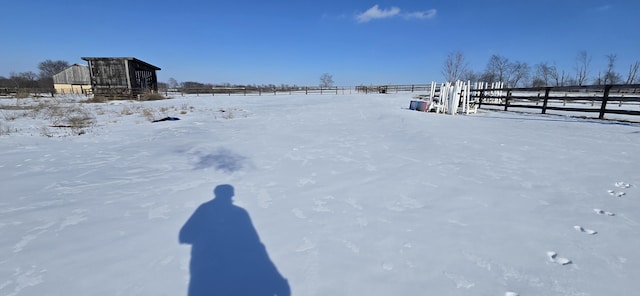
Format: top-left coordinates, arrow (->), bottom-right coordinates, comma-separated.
409,100 -> 419,110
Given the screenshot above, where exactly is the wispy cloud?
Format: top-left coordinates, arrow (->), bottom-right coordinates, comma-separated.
403,9 -> 437,20
356,5 -> 401,23
356,5 -> 437,23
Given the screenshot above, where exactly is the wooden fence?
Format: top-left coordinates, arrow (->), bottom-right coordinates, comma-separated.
173,84 -> 436,96
472,84 -> 640,120
171,86 -> 355,96
0,88 -> 55,97
3,83 -> 640,121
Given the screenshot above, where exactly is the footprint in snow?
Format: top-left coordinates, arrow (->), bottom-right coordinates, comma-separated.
614,182 -> 631,188
547,251 -> 572,265
608,190 -> 626,197
594,208 -> 615,216
574,225 -> 597,235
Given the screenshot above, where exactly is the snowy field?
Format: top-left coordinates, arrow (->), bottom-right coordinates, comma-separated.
1,93 -> 639,296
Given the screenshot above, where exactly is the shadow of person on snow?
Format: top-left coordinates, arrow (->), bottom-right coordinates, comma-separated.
179,184 -> 290,296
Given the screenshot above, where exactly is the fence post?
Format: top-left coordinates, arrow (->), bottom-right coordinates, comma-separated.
542,87 -> 551,114
504,89 -> 512,111
478,89 -> 484,109
598,84 -> 612,119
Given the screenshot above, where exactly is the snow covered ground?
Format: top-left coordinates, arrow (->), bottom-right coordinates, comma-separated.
1,93 -> 639,296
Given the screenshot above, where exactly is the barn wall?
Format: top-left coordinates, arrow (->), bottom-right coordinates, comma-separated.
52,65 -> 90,85
88,59 -> 129,93
54,83 -> 92,94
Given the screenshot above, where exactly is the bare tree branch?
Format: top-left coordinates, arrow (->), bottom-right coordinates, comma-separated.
442,51 -> 468,82
575,51 -> 591,86
626,61 -> 640,84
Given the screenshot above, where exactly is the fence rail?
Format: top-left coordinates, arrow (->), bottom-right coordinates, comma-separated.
3,83 -> 640,121
472,84 -> 640,120
172,86 -> 356,96
0,87 -> 55,97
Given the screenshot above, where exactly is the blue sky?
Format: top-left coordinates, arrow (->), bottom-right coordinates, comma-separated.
1,0 -> 638,86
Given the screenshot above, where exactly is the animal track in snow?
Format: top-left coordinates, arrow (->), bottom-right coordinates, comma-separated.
594,208 -> 615,216
547,251 -> 572,265
574,225 -> 597,235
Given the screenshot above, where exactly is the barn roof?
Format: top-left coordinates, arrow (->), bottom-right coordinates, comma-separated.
81,57 -> 161,70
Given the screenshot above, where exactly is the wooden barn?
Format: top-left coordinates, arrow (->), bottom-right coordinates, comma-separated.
81,57 -> 161,96
52,64 -> 91,95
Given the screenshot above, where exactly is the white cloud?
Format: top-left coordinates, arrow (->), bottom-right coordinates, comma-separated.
356,5 -> 436,23
356,5 -> 401,23
403,9 -> 437,20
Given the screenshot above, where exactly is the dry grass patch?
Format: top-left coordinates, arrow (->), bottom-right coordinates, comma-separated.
140,93 -> 170,101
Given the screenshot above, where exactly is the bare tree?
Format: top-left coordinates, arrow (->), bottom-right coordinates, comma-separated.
38,59 -> 70,79
167,77 -> 179,89
533,62 -> 553,86
626,61 -> 640,84
548,66 -> 568,86
508,61 -> 530,87
10,71 -> 39,88
319,73 -> 334,88
442,51 -> 468,82
37,60 -> 70,90
460,69 -> 479,82
482,54 -> 510,84
575,51 -> 591,86
602,54 -> 622,84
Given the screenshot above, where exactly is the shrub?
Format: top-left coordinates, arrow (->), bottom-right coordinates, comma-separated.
14,91 -> 30,99
0,122 -> 13,135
